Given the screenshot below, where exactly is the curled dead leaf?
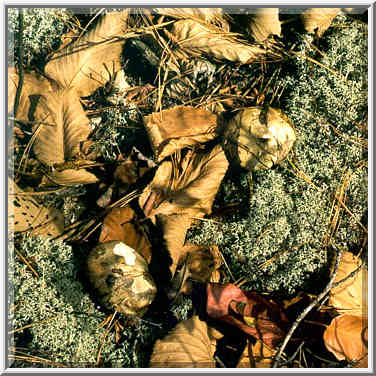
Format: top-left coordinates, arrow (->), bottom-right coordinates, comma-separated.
45,10 -> 129,97
329,251 -> 367,316
99,207 -> 152,264
171,19 -> 267,64
323,314 -> 368,367
144,105 -> 219,162
139,145 -> 229,219
301,8 -> 341,38
8,178 -> 64,238
222,106 -> 296,171
247,8 -> 281,43
87,241 -> 156,317
206,283 -> 289,349
150,315 -> 216,367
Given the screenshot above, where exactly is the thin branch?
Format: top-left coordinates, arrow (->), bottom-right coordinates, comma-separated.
271,246 -> 343,368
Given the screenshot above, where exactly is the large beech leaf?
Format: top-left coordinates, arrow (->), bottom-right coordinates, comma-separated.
323,314 -> 368,367
301,8 -> 341,38
45,10 -> 129,97
139,144 -> 229,219
32,88 -> 98,185
247,8 -> 281,42
99,207 -> 152,264
171,19 -> 267,64
8,178 -> 64,238
206,283 -> 289,349
8,67 -> 55,123
33,88 -> 91,164
329,251 -> 367,316
154,8 -> 228,29
150,315 -> 216,367
143,105 -> 219,162
222,106 -> 296,171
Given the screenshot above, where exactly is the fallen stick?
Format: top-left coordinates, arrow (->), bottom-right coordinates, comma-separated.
271,246 -> 343,368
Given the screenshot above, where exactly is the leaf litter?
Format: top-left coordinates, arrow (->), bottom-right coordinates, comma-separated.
8,7 -> 368,368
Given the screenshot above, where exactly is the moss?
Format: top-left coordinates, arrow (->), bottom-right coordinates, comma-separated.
188,14 -> 367,297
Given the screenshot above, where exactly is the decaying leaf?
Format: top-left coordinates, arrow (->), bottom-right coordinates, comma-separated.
32,88 -> 98,185
301,8 -> 341,38
169,241 -> 222,294
150,315 -> 216,367
45,10 -> 129,97
158,214 -> 193,275
247,8 -> 281,43
329,251 -> 367,316
154,8 -> 228,30
8,178 -> 64,238
323,314 -> 368,367
237,339 -> 277,368
222,106 -> 296,171
139,145 -> 229,219
8,67 -> 55,122
143,106 -> 219,162
206,283 -> 289,348
171,19 -> 267,64
99,207 -> 152,264
87,241 -> 156,317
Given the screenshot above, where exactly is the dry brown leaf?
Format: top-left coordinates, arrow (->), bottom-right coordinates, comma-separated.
87,241 -> 156,317
150,315 -> 216,367
247,8 -> 281,42
222,106 -> 296,171
139,145 -> 229,219
171,19 -> 266,64
329,251 -> 368,316
31,88 -> 98,185
301,8 -> 341,38
323,314 -> 368,366
158,214 -> 193,275
237,339 -> 277,368
154,8 -> 228,30
99,207 -> 152,264
40,169 -> 98,187
45,10 -> 129,97
32,89 -> 91,164
144,105 -> 219,162
8,178 -> 64,238
8,67 -> 55,122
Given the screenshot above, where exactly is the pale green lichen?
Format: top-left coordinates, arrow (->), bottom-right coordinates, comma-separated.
188,14 -> 367,296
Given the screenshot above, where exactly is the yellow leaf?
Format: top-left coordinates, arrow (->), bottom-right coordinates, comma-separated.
247,8 -> 281,42
301,8 -> 341,38
150,316 -> 216,367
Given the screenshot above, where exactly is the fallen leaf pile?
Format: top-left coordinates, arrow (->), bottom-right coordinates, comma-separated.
8,7 -> 367,369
